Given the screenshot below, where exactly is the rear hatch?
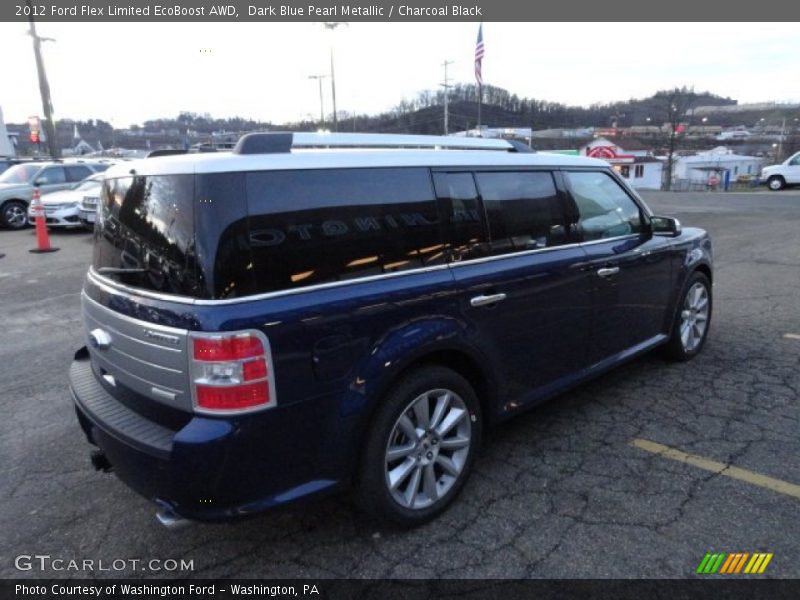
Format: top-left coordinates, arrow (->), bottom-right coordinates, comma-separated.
83,169 -> 256,417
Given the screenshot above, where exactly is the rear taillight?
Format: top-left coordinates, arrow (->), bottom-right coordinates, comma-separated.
189,330 -> 276,414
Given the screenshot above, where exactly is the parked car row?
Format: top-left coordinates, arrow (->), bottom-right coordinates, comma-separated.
27,172 -> 103,229
0,159 -> 113,229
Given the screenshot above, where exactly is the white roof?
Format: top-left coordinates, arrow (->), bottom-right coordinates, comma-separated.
105,148 -> 607,178
681,153 -> 762,164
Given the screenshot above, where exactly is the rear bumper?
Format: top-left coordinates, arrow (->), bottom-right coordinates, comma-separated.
70,350 -> 349,521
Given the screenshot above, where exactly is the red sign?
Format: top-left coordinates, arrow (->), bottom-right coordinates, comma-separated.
586,145 -> 635,162
587,146 -> 618,159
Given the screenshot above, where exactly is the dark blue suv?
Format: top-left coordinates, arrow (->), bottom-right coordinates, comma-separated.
69,133 -> 713,527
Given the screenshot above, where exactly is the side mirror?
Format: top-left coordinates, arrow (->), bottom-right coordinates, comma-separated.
650,216 -> 682,237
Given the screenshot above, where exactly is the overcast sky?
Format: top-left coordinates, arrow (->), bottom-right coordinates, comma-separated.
1,22 -> 797,127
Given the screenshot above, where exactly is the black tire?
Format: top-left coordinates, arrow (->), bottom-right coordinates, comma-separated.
355,365 -> 482,527
663,271 -> 712,361
767,176 -> 785,191
1,200 -> 29,230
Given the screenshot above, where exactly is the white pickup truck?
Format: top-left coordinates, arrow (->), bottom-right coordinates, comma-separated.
761,151 -> 800,190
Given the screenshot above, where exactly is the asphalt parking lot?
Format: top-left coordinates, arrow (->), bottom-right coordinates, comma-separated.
1,190 -> 799,579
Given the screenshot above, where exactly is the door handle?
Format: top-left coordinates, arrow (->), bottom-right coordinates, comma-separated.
596,267 -> 620,278
470,293 -> 507,307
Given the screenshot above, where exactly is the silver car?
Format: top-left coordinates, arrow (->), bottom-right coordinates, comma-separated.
0,160 -> 112,229
27,172 -> 104,229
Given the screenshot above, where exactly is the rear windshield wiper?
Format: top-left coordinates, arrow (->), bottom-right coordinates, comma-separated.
97,267 -> 147,275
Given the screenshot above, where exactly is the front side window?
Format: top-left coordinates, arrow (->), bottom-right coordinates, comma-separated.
474,171 -> 567,256
790,154 -> 800,166
37,167 -> 66,185
565,171 -> 643,241
246,168 -> 443,293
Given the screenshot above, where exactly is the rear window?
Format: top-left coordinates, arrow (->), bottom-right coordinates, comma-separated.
93,175 -> 201,297
246,168 -> 443,294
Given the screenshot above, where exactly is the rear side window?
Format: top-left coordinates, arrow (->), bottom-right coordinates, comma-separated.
565,171 -> 642,241
66,166 -> 92,182
246,168 -> 443,293
432,172 -> 489,262
474,171 -> 567,256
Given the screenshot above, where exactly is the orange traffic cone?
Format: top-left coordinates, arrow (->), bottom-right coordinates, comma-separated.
29,186 -> 59,254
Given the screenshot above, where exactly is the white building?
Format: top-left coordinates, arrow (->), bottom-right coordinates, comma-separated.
674,147 -> 764,184
579,137 -> 663,190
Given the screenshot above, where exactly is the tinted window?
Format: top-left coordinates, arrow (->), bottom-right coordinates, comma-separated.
433,172 -> 489,262
37,167 -> 66,184
246,168 -> 442,293
66,166 -> 93,182
195,172 -> 255,299
93,175 -> 200,297
475,171 -> 567,256
565,171 -> 642,241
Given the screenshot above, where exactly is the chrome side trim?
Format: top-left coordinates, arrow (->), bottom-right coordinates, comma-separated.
86,233 -> 644,307
82,290 -> 189,335
87,263 -> 454,306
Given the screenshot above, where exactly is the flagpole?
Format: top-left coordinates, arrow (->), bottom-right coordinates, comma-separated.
474,23 -> 484,136
477,84 -> 482,133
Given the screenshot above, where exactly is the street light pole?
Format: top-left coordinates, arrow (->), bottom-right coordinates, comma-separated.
440,60 -> 453,135
323,22 -> 347,132
26,0 -> 59,158
308,75 -> 326,127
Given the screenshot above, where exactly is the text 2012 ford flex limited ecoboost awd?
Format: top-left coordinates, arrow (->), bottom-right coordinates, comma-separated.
69,133 -> 713,527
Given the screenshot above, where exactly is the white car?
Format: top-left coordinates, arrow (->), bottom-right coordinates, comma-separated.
761,151 -> 800,191
28,172 -> 103,229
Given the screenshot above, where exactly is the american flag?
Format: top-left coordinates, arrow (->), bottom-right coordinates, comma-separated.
474,24 -> 484,86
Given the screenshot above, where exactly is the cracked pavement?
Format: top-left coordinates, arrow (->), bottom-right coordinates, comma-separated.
1,191 -> 798,579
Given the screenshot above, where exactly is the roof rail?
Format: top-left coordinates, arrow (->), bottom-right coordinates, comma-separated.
233,132 -> 533,155
145,149 -> 188,159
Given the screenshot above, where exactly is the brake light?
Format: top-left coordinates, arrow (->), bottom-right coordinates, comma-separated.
190,331 -> 275,414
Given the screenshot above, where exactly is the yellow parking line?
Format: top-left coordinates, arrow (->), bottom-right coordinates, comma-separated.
783,333 -> 800,341
630,439 -> 800,500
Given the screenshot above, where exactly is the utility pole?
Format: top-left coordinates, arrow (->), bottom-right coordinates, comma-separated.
26,0 -> 59,158
778,116 -> 786,161
440,60 -> 453,135
323,22 -> 347,132
308,74 -> 327,128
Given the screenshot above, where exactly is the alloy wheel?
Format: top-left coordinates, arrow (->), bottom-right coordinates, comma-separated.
680,282 -> 709,352
384,388 -> 472,510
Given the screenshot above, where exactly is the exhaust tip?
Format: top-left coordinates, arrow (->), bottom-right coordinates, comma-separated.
90,450 -> 113,473
156,508 -> 192,530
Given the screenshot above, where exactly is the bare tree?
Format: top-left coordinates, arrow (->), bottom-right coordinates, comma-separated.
654,87 -> 698,190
